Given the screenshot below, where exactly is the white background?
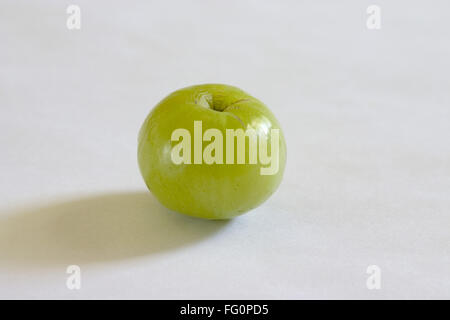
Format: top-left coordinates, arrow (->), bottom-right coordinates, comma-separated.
1,0 -> 449,299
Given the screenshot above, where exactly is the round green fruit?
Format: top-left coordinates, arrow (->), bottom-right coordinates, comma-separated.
138,84 -> 286,219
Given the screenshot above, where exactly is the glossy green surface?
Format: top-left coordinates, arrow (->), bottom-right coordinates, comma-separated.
138,84 -> 286,219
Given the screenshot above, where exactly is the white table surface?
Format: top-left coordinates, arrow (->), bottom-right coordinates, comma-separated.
1,0 -> 449,299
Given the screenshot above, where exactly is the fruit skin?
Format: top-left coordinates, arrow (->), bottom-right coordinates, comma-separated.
138,84 -> 286,220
